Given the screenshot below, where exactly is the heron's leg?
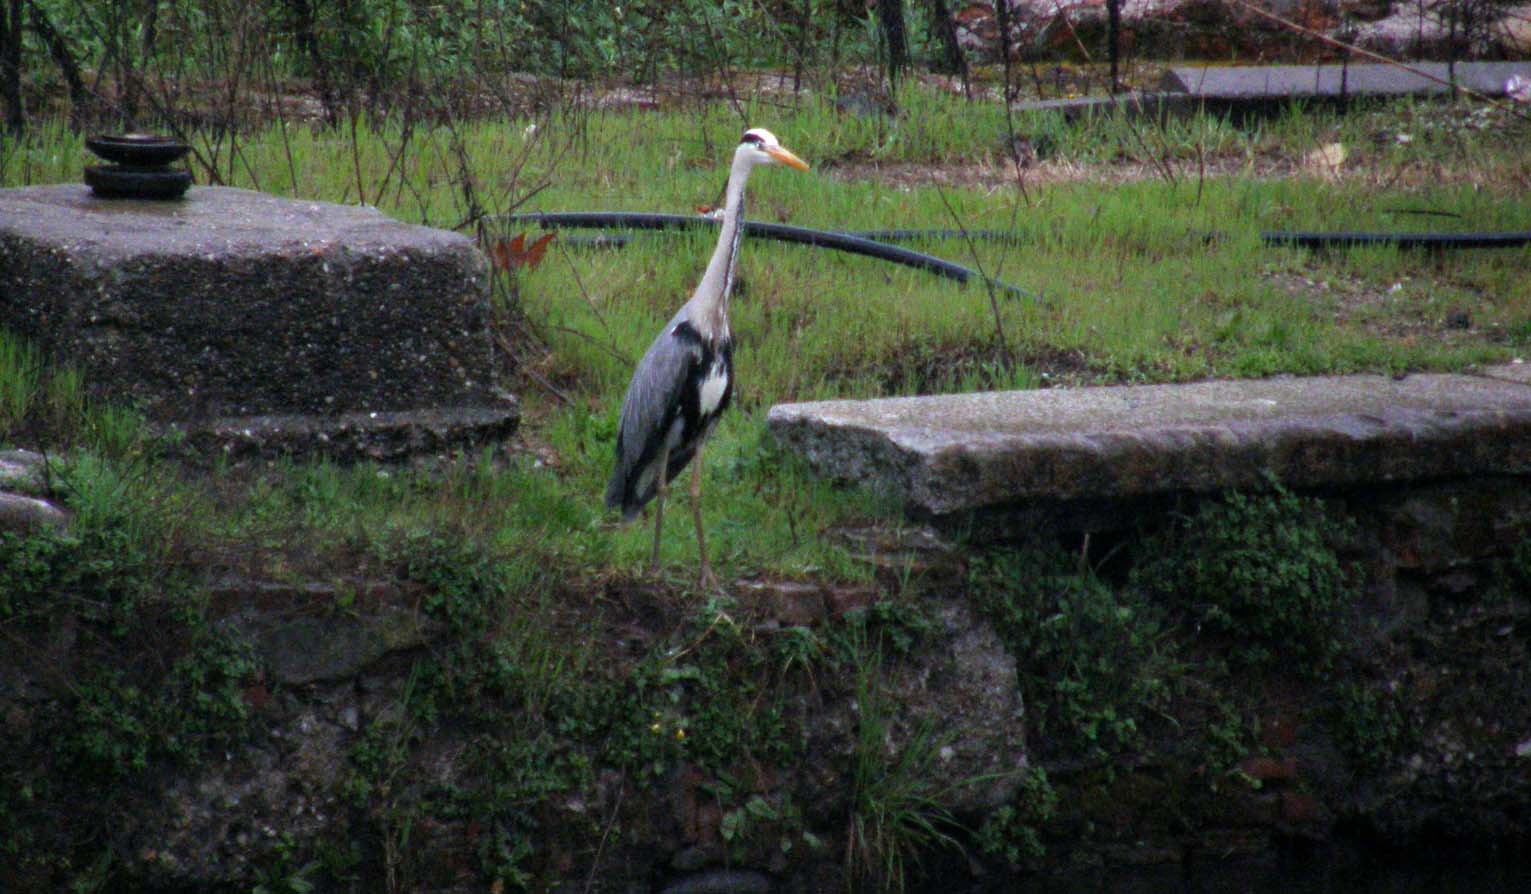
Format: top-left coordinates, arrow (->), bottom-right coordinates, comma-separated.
691,443 -> 717,590
650,443 -> 671,575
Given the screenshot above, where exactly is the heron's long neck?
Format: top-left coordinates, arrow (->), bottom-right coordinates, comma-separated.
687,151 -> 752,343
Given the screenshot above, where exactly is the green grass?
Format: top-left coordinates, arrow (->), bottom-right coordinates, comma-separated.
4,87 -> 1529,587
2,83 -> 1527,891
4,86 -> 1529,588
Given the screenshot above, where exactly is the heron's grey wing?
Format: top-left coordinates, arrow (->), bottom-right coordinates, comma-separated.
606,325 -> 701,514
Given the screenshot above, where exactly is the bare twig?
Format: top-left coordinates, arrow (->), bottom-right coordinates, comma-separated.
934,185 -> 1013,367
493,329 -> 572,406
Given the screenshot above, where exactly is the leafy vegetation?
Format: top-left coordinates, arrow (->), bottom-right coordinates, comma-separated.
1132,481 -> 1360,670
974,543 -> 1180,765
840,620 -> 962,892
0,450 -> 256,884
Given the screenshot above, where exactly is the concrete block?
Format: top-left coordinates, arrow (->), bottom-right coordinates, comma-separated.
0,184 -> 503,423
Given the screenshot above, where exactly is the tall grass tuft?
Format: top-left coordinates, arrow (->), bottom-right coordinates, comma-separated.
0,330 -> 41,437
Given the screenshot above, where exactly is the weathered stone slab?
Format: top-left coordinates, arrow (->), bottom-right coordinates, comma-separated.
767,373 -> 1531,518
1164,62 -> 1531,99
0,491 -> 67,533
1478,360 -> 1531,388
0,184 -> 502,423
165,404 -> 519,463
0,448 -> 47,491
0,449 -> 64,533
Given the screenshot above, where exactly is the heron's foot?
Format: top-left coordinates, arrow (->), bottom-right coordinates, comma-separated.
698,562 -> 721,592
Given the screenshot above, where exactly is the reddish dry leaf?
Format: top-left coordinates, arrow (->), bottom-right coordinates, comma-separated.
489,231 -> 556,272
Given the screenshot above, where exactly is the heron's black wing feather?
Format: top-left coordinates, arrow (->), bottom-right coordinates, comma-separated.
606,321 -> 702,516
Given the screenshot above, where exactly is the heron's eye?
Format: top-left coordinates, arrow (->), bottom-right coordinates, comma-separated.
741,131 -> 764,146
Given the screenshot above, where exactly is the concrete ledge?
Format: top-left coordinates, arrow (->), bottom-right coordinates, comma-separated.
1012,62 -> 1531,122
163,404 -> 519,463
1164,61 -> 1531,100
766,367 -> 1531,519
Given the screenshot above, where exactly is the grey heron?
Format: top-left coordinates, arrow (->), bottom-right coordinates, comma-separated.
605,127 -> 810,587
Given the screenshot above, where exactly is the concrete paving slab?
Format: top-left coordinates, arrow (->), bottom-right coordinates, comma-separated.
1164,61 -> 1531,99
1475,361 -> 1531,388
767,374 -> 1531,518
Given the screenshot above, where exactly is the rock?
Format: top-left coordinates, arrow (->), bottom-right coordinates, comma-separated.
833,524 -> 961,578
767,373 -> 1531,520
736,578 -> 829,627
250,607 -> 438,685
1239,756 -> 1299,784
0,449 -> 47,491
0,491 -> 68,533
1351,2 -> 1531,55
659,867 -> 773,894
0,184 -> 503,424
870,597 -> 1028,812
128,690 -> 352,891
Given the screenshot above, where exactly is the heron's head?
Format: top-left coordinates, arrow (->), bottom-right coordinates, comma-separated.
737,127 -> 810,171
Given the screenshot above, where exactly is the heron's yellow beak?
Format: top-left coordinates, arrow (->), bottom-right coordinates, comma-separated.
767,145 -> 810,171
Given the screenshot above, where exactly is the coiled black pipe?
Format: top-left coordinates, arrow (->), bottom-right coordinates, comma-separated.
502,211 -> 1527,305
502,212 -> 1037,300
844,228 -> 1031,247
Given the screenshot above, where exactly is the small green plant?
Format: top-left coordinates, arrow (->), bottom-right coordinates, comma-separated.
1493,531 -> 1531,601
842,626 -> 962,893
1132,481 -> 1359,671
973,543 -> 1178,764
450,734 -> 578,890
0,329 -> 41,435
58,630 -> 255,779
975,766 -> 1057,870
252,834 -> 322,894
398,531 -> 513,637
1334,682 -> 1408,772
0,531 -> 72,618
838,595 -> 933,658
592,595 -> 801,784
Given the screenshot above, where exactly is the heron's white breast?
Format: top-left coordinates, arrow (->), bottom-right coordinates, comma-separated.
697,357 -> 729,418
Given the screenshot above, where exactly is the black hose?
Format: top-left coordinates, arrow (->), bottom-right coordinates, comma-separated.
503,211 -> 1526,305
856,227 -> 1531,251
1260,230 -> 1531,250
843,228 -> 1031,247
857,227 -> 1531,251
503,212 -> 1037,300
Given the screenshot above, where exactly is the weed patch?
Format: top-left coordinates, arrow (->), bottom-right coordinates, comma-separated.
0,469 -> 256,886
1333,682 -> 1410,773
1131,482 -> 1359,671
973,542 -> 1179,766
841,624 -> 961,893
974,766 -> 1057,871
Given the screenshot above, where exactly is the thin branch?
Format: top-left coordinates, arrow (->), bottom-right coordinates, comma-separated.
934,185 -> 1012,367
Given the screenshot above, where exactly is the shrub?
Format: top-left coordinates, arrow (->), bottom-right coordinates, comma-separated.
973,543 -> 1178,764
1132,482 -> 1357,671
